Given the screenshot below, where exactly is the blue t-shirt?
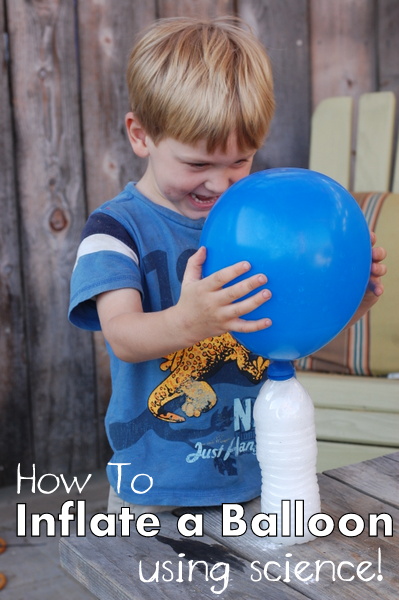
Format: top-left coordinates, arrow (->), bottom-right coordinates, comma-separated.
69,183 -> 268,506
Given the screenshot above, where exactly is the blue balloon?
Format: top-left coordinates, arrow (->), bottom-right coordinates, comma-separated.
200,168 -> 371,360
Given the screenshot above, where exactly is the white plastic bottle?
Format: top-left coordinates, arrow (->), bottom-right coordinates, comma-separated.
253,360 -> 321,545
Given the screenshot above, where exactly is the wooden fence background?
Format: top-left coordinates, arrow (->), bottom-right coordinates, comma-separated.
1,0 -> 398,486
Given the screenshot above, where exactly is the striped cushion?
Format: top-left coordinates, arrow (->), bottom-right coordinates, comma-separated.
297,193 -> 399,376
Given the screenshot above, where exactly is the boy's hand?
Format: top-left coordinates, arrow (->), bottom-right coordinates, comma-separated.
175,246 -> 272,345
347,232 -> 387,326
368,232 -> 387,297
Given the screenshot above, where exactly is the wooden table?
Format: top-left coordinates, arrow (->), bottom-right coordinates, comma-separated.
60,453 -> 399,599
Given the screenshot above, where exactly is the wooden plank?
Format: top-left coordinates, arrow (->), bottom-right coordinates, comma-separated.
369,191 -> 399,370
324,453 -> 399,509
392,140 -> 399,193
317,441 -> 398,473
239,0 -> 311,169
310,0 -> 377,184
378,0 -> 399,192
353,92 -> 396,192
158,0 -> 235,18
386,452 -> 399,464
297,371 -> 399,412
309,97 -> 353,188
0,2 -> 31,485
60,513 -> 309,600
377,0 -> 399,102
315,407 -> 399,447
77,0 -> 156,213
6,0 -> 97,473
201,476 -> 399,600
310,0 -> 377,109
60,456 -> 399,599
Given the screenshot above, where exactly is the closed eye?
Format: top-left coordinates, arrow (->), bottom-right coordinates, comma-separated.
187,159 -> 249,168
187,162 -> 210,168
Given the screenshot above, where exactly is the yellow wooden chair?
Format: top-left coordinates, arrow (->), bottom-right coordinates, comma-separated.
309,91 -> 397,192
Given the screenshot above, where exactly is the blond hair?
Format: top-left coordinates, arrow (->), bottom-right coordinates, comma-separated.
126,17 -> 275,152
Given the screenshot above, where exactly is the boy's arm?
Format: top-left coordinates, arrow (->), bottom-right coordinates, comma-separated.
97,246 -> 272,363
346,232 -> 387,327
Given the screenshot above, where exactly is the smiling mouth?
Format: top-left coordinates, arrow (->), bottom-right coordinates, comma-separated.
190,193 -> 219,206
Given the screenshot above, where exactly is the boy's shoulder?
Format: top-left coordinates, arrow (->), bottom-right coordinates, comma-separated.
95,183 -> 145,219
90,182 -> 166,233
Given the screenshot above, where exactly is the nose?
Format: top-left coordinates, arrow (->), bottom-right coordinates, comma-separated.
204,169 -> 233,195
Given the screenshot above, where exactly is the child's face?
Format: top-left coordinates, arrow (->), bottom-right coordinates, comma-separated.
137,134 -> 256,220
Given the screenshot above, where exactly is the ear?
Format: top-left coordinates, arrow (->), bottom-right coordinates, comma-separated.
125,112 -> 151,158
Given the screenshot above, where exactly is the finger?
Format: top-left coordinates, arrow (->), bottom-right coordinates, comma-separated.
368,278 -> 384,297
182,246 -> 207,284
371,245 -> 387,262
373,284 -> 384,297
220,273 -> 269,303
226,288 -> 272,319
230,316 -> 272,334
205,260 -> 253,291
370,231 -> 377,246
371,261 -> 387,277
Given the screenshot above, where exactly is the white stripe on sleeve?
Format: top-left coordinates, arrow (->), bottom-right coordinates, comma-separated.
73,233 -> 139,270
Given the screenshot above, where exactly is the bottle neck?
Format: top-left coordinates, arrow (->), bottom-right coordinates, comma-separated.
267,360 -> 295,381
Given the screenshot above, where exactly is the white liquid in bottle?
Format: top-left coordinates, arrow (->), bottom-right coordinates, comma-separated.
254,360 -> 321,545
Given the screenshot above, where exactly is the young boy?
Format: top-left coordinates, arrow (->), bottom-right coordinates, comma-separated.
69,17 -> 386,515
